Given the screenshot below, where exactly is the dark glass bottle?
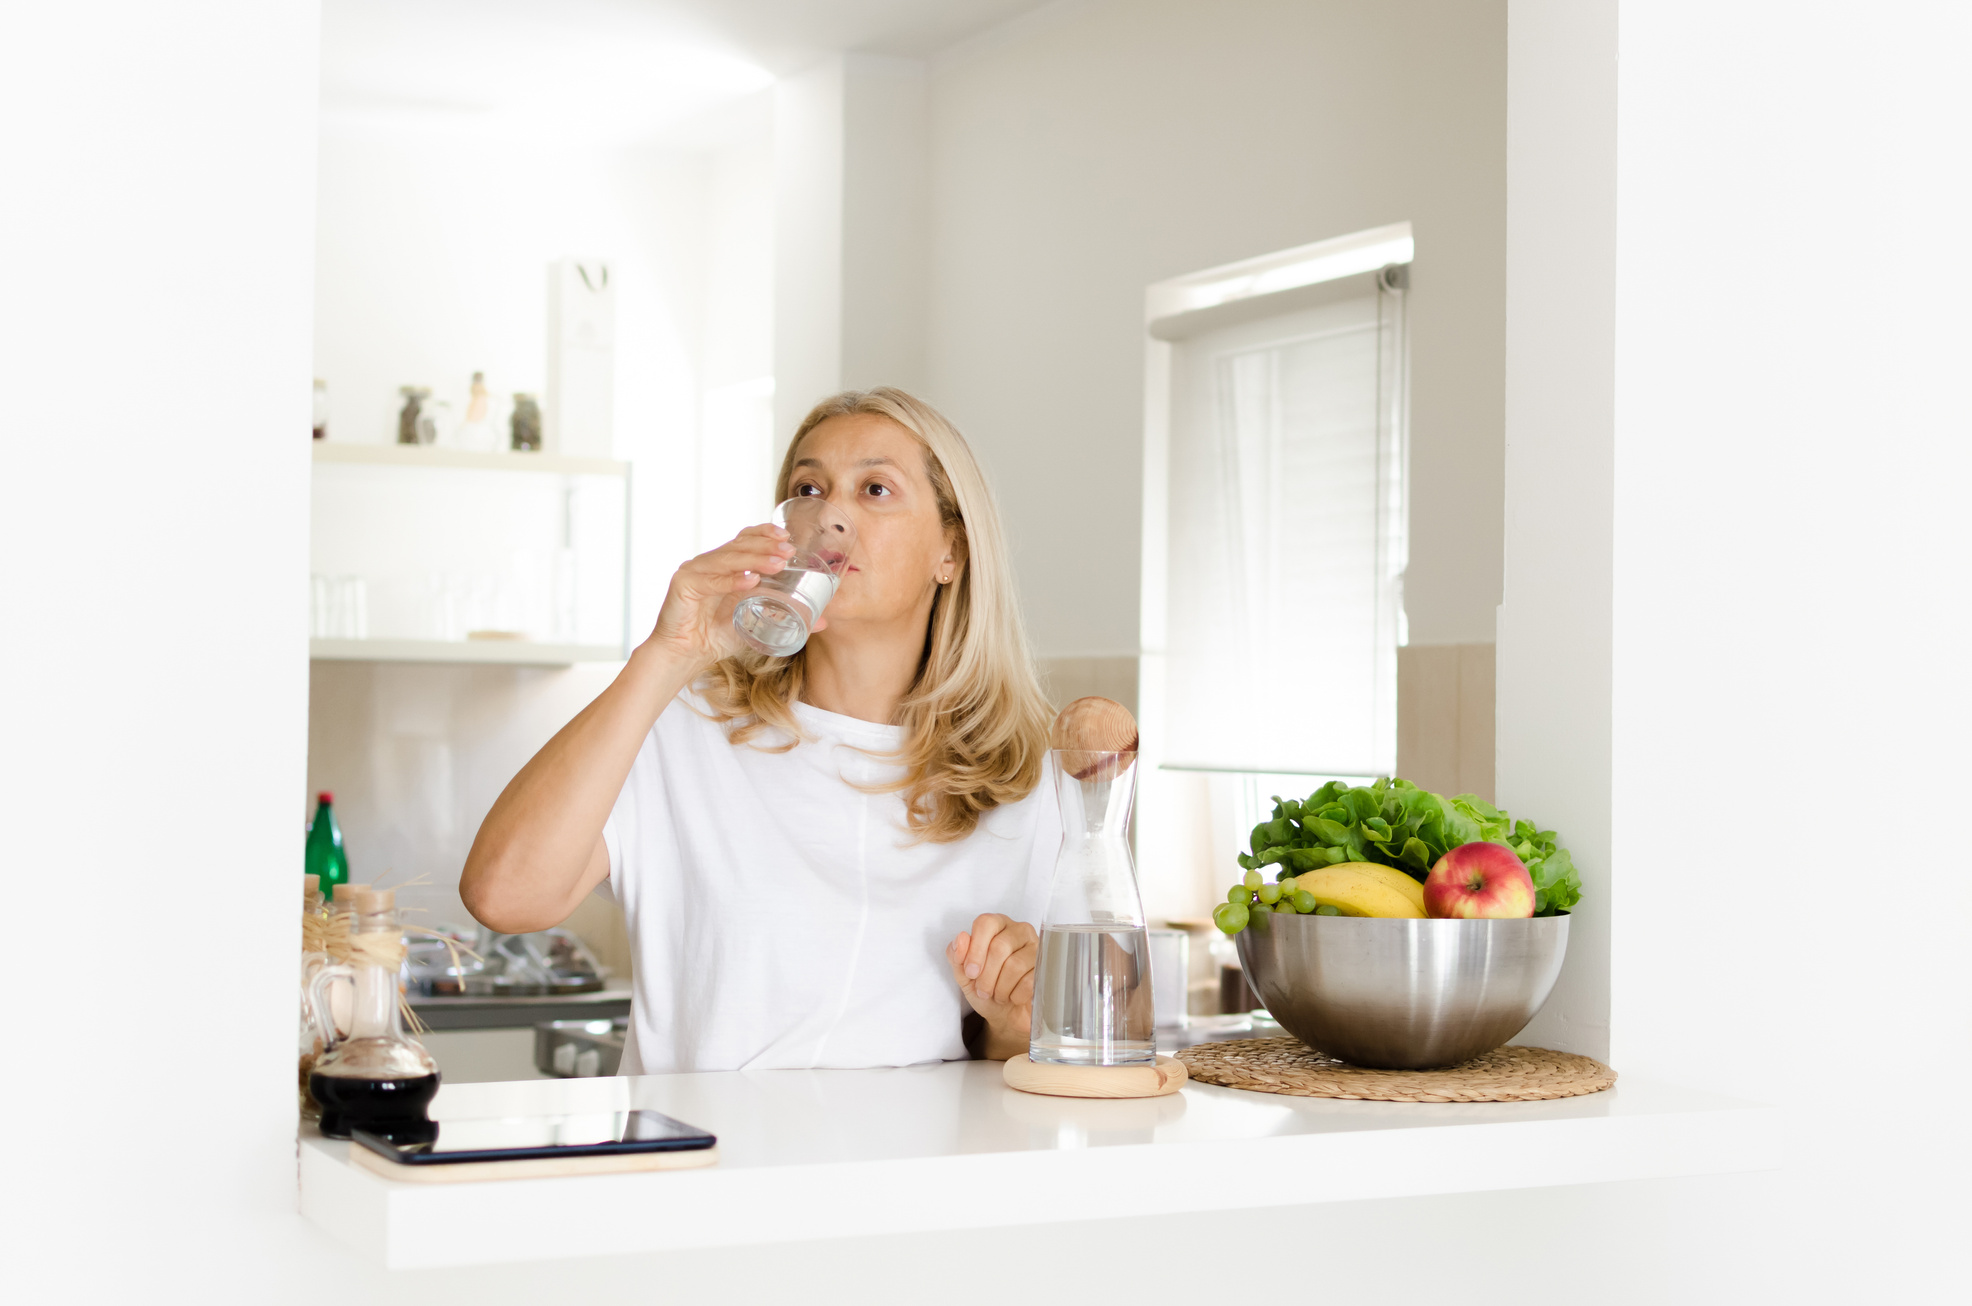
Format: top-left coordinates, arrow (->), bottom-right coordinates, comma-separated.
304,792 -> 349,903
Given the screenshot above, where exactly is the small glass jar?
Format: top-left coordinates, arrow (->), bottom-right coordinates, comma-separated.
510,393 -> 542,451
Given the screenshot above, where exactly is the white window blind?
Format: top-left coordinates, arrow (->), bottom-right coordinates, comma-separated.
1162,275 -> 1408,775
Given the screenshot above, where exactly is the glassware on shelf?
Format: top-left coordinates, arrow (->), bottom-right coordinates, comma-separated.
730,497 -> 857,657
306,886 -> 439,1142
1031,698 -> 1154,1067
309,575 -> 368,639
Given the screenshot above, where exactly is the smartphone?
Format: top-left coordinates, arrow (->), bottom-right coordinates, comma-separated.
352,1108 -> 716,1168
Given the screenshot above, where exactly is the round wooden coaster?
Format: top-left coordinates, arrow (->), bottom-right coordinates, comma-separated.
1177,1037 -> 1615,1103
1002,1054 -> 1188,1099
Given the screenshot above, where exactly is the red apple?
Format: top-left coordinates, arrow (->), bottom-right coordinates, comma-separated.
1424,842 -> 1536,919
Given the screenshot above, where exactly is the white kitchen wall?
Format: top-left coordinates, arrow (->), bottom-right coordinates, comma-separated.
3,1 -> 324,1297
1600,0 -> 1967,1295
922,0 -> 1508,659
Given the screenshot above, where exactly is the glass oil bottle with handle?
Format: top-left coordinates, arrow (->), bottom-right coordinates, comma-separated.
1030,697 -> 1156,1067
306,885 -> 438,1142
299,874 -> 330,1119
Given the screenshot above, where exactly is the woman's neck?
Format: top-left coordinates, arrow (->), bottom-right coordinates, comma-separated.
799,605 -> 932,725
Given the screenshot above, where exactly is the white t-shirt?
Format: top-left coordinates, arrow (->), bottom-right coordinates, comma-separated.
600,690 -> 1060,1074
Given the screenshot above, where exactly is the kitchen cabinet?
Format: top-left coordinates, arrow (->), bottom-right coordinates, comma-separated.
309,442 -> 630,666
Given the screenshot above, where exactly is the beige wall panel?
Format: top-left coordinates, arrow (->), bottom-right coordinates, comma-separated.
1457,642 -> 1498,802
1397,642 -> 1496,801
1398,644 -> 1461,794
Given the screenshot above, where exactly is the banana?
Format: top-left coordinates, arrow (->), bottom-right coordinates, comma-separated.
1349,861 -> 1428,913
1294,865 -> 1426,919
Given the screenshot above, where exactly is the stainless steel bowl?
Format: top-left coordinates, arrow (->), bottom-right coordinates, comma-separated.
1235,912 -> 1569,1069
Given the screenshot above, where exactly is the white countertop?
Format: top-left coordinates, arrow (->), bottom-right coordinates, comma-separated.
301,1058 -> 1780,1269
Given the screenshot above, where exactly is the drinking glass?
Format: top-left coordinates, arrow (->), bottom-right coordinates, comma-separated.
730,497 -> 856,657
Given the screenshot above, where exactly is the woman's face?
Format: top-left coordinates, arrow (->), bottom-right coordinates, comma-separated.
786,413 -> 956,633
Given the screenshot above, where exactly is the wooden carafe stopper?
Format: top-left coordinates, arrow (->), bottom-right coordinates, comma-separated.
1050,696 -> 1138,752
1050,697 -> 1138,781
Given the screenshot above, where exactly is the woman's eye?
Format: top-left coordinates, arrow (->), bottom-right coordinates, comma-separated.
794,483 -> 821,497
864,483 -> 892,498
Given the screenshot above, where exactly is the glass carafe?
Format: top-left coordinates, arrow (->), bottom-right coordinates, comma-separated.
1030,749 -> 1156,1066
306,886 -> 438,1142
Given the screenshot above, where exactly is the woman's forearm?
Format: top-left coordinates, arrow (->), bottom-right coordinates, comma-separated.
460,640 -> 700,932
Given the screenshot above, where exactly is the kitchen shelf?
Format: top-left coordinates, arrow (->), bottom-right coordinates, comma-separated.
299,1059 -> 1780,1270
311,441 -> 628,478
310,442 -> 630,655
309,638 -> 624,667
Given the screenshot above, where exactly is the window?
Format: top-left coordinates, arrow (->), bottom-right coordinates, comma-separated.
1137,225 -> 1411,917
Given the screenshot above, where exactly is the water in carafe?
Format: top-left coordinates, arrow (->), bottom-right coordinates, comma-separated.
1030,739 -> 1155,1066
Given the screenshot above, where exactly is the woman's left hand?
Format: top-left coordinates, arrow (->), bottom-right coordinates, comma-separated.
947,913 -> 1038,1059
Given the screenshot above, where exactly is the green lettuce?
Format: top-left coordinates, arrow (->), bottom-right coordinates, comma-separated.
1235,777 -> 1582,916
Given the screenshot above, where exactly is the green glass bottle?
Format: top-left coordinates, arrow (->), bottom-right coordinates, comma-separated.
305,791 -> 349,902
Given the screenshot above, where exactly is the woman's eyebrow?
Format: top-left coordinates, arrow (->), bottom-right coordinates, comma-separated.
795,455 -> 898,470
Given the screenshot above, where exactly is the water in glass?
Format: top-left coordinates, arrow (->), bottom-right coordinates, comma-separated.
1030,923 -> 1156,1066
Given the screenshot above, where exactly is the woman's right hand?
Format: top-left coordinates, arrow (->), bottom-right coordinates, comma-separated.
642,523 -> 805,668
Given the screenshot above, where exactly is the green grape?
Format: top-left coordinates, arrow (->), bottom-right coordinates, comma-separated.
1291,890 -> 1317,913
1242,869 -> 1262,891
1273,900 -> 1297,913
1227,884 -> 1251,905
1315,903 -> 1342,916
1214,900 -> 1250,935
1277,875 -> 1299,895
1256,882 -> 1281,905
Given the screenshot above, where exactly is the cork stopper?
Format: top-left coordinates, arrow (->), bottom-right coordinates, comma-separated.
330,881 -> 369,907
1050,696 -> 1139,782
303,873 -> 319,894
346,885 -> 394,914
1050,697 -> 1139,753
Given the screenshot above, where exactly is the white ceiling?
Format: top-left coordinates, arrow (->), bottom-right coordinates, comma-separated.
320,0 -> 1054,141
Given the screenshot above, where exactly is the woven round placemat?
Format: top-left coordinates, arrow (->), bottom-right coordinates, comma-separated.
1177,1037 -> 1616,1103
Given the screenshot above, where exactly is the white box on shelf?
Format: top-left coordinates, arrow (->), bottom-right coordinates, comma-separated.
545,257 -> 615,460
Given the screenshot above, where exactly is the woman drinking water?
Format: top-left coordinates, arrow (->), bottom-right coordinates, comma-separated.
460,388 -> 1058,1071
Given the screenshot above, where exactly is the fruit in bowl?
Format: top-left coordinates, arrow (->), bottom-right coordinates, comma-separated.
1423,842 -> 1535,919
1214,777 -> 1580,936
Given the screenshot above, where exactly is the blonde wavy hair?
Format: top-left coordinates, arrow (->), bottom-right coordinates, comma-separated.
699,388 -> 1054,842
